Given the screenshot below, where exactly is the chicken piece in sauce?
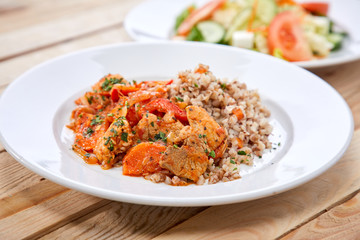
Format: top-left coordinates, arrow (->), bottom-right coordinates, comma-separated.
134,112 -> 184,143
185,106 -> 227,159
159,106 -> 227,182
94,114 -> 133,168
160,145 -> 208,182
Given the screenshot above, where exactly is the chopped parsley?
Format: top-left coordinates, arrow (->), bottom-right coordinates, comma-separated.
113,119 -> 125,127
121,132 -> 128,142
90,115 -> 104,126
86,95 -> 94,104
173,144 -> 179,149
194,83 -> 199,87
230,159 -> 236,164
237,150 -> 246,155
85,153 -> 90,158
103,137 -> 114,151
85,127 -> 94,136
175,96 -> 184,102
101,77 -> 123,91
150,122 -> 155,127
107,113 -> 114,117
154,131 -> 167,143
220,83 -> 227,90
209,150 -> 216,158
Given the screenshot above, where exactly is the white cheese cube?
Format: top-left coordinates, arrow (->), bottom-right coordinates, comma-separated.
231,31 -> 255,49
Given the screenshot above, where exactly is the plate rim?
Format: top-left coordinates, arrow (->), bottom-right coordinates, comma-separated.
0,41 -> 354,206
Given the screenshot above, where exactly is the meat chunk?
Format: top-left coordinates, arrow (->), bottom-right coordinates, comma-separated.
134,113 -> 160,141
94,117 -> 133,168
186,106 -> 226,150
160,145 -> 208,182
135,112 -> 184,144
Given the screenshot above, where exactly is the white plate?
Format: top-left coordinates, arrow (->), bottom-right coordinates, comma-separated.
124,0 -> 360,69
0,42 -> 353,206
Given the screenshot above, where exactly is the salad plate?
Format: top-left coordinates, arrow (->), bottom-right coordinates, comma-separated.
0,42 -> 353,206
124,0 -> 360,69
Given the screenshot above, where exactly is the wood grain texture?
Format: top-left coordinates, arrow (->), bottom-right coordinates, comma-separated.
0,152 -> 45,199
0,180 -> 68,219
0,28 -> 131,95
313,60 -> 360,130
0,190 -> 110,240
40,203 -> 206,240
282,192 -> 360,240
154,130 -> 360,240
0,0 -> 122,33
0,0 -> 142,60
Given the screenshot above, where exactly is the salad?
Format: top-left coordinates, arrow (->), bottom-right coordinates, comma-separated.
173,0 -> 346,62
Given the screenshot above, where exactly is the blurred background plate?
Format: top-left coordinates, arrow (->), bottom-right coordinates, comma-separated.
124,0 -> 360,69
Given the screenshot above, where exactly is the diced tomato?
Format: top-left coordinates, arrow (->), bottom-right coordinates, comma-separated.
122,142 -> 166,176
177,0 -> 226,36
301,2 -> 329,16
126,105 -> 140,127
268,11 -> 313,62
140,98 -> 188,122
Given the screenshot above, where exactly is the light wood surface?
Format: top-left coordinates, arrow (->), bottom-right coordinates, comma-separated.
1,1 -> 360,239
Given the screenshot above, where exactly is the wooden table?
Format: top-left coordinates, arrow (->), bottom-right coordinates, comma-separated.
1,0 -> 360,239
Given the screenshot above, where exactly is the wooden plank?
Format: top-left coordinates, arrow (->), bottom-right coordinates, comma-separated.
0,190 -> 110,240
0,0 -> 121,33
281,192 -> 360,240
0,180 -> 68,219
40,203 -> 206,240
0,27 -> 132,94
0,152 -> 45,199
0,153 -> 205,240
0,0 -> 142,60
313,60 -> 360,130
154,130 -> 360,240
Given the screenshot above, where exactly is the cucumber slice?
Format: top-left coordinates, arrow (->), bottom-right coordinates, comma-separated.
197,21 -> 225,43
256,0 -> 277,24
224,8 -> 252,43
327,33 -> 344,51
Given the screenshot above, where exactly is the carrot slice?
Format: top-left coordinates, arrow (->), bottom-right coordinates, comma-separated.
122,142 -> 166,176
232,108 -> 244,120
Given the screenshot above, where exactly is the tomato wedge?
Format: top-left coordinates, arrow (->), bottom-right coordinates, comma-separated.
268,11 -> 313,62
301,2 -> 329,16
177,0 -> 226,36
